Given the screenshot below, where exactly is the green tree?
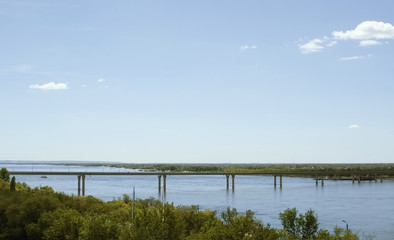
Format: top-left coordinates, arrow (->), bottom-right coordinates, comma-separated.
10,176 -> 16,191
279,208 -> 319,239
221,207 -> 238,224
0,168 -> 10,182
79,212 -> 119,240
333,227 -> 359,240
128,201 -> 166,239
41,208 -> 84,240
280,208 -> 301,238
161,203 -> 186,240
184,209 -> 224,240
301,210 -> 319,239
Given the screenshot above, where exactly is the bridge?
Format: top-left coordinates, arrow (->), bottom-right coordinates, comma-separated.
9,171 -> 390,196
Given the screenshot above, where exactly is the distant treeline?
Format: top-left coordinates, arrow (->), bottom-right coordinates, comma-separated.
72,163 -> 394,175
0,168 -> 360,240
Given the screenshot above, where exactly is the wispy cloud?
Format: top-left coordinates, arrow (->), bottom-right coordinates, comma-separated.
97,78 -> 105,82
299,21 -> 394,54
240,45 -> 257,51
29,82 -> 68,90
359,40 -> 382,47
349,124 -> 359,129
326,41 -> 337,47
299,38 -> 325,54
339,54 -> 372,61
339,56 -> 365,61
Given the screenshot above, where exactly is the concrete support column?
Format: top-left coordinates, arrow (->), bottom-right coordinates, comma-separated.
358,175 -> 361,183
158,175 -> 162,193
375,174 -> 377,182
274,175 -> 277,188
352,175 -> 355,184
231,175 -> 235,191
82,175 -> 86,196
321,176 -> 324,186
226,175 -> 229,190
163,175 -> 167,193
381,176 -> 383,182
280,175 -> 282,188
315,176 -> 318,186
78,175 -> 81,196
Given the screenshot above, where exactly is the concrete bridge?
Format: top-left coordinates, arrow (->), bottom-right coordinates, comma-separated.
9,171 -> 389,196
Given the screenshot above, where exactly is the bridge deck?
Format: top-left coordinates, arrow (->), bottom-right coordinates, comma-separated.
8,171 -> 393,176
8,170 -> 391,196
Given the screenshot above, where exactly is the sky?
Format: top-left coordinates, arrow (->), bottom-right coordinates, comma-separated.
1,0 -> 393,163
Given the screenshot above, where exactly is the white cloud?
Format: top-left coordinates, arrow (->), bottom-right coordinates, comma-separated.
299,21 -> 394,54
359,39 -> 382,46
332,21 -> 394,40
97,78 -> 105,82
29,82 -> 68,90
298,38 -> 325,54
349,124 -> 359,129
240,45 -> 257,51
326,41 -> 337,47
339,56 -> 365,61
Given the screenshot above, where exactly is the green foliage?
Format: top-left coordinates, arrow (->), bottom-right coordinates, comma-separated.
280,208 -> 319,239
10,176 -> 16,191
302,209 -> 319,239
221,207 -> 238,224
0,178 -> 360,240
333,227 -> 359,240
122,193 -> 131,204
279,209 -> 359,240
42,208 -> 84,240
0,168 -> 10,182
280,208 -> 301,237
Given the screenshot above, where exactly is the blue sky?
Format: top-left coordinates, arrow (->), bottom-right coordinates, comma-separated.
1,0 -> 393,163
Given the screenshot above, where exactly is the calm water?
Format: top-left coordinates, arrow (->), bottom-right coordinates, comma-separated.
3,163 -> 393,239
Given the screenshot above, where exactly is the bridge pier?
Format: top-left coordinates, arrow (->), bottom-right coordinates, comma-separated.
77,175 -> 86,196
231,174 -> 235,191
163,175 -> 167,193
352,175 -> 355,184
358,175 -> 361,183
314,176 -> 325,186
158,175 -> 167,193
78,175 -> 81,196
226,175 -> 229,190
280,175 -> 282,188
158,175 -> 161,193
82,175 -> 85,196
274,175 -> 277,188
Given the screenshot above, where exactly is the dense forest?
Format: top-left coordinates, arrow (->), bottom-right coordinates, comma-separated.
1,168 -> 359,240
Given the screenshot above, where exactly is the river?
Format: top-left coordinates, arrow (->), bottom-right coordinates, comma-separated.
3,163 -> 393,239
